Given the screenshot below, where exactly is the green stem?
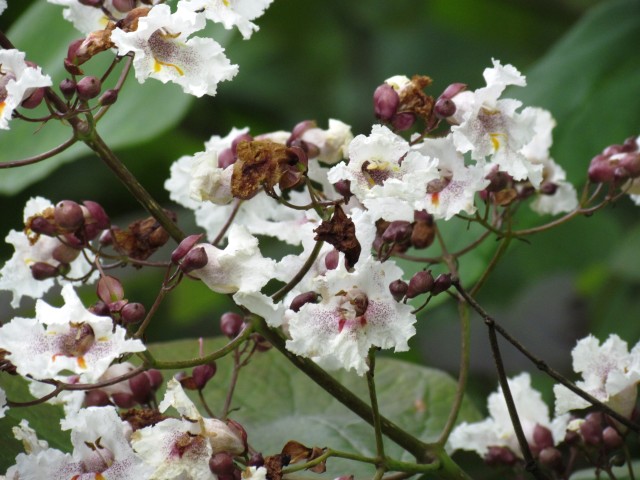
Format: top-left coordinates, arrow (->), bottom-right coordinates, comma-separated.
271,240 -> 324,303
83,131 -> 185,243
367,348 -> 386,462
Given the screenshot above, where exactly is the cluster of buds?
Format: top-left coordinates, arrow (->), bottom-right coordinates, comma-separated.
481,166 -> 561,207
91,275 -> 146,325
389,270 -> 452,302
374,210 -> 436,260
373,76 -> 466,132
588,136 -> 640,184
84,362 -> 163,408
569,412 -> 626,457
26,199 -> 109,281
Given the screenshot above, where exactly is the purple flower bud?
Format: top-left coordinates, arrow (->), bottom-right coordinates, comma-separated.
82,200 -> 110,230
209,452 -> 235,476
181,246 -> 209,274
252,334 -> 272,352
389,279 -> 409,302
129,372 -> 152,403
290,120 -> 317,142
602,426 -> 623,450
588,155 -> 616,183
97,275 -> 125,304
30,262 -> 59,280
99,89 -> 118,106
290,291 -> 320,312
431,273 -> 452,296
440,82 -> 466,100
248,453 -> 264,467
84,389 -> 111,407
111,392 -> 137,408
539,181 -> 558,195
145,369 -> 163,390
580,418 -> 603,446
121,302 -> 146,324
52,243 -> 81,264
391,112 -> 415,131
413,210 -> 432,223
76,76 -> 102,101
79,0 -> 103,6
434,97 -> 456,119
112,0 -> 135,12
192,362 -> 217,390
333,179 -> 352,199
54,200 -> 84,231
324,249 -> 340,270
406,270 -> 434,299
373,84 -> 400,122
231,133 -> 253,155
21,87 -> 46,109
484,446 -> 518,466
381,221 -> 412,243
538,447 -> 563,471
226,419 -> 248,453
99,229 -> 113,246
533,424 -> 554,451
171,234 -> 204,263
220,312 -> 245,338
59,78 -> 77,99
89,300 -> 111,316
218,148 -> 236,169
29,216 -> 57,236
619,152 -> 640,178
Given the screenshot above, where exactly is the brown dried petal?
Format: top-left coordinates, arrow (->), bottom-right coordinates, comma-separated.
75,25 -> 115,65
314,205 -> 361,269
281,440 -> 312,464
111,212 -> 175,261
231,140 -> 293,200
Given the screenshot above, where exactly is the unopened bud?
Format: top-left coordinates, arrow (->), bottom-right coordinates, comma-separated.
111,392 -> 137,408
381,221 -> 412,243
52,243 -> 81,264
55,200 -> 84,230
84,389 -> 111,407
21,87 -> 46,109
29,216 -> 57,236
410,220 -> 435,249
171,234 -> 204,263
620,152 -> 640,178
391,112 -> 415,131
389,279 -> 409,302
484,446 -> 518,466
97,275 -> 124,304
209,452 -> 235,476
373,84 -> 400,122
333,179 -> 352,199
30,262 -> 59,280
406,270 -> 434,299
218,148 -> 236,169
89,300 -> 110,316
538,447 -> 563,471
485,167 -> 511,192
580,418 -> 602,446
181,246 -> 209,274
324,249 -> 339,270
252,334 -> 272,352
220,312 -> 245,338
145,369 -> 163,390
290,291 -> 319,312
99,89 -> 118,106
533,424 -> 554,451
431,273 -> 452,296
539,181 -> 558,195
434,97 -> 456,119
82,200 -> 110,230
121,302 -> 146,324
440,82 -> 466,100
248,452 -> 264,467
290,120 -> 317,142
192,363 -> 217,390
588,155 -> 616,183
76,76 -> 102,100
129,372 -> 152,403
59,78 -> 77,99
79,0 -> 103,6
602,426 -> 623,450
113,0 -> 135,12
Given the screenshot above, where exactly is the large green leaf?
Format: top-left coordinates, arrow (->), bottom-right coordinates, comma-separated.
514,0 -> 640,182
0,2 -> 239,194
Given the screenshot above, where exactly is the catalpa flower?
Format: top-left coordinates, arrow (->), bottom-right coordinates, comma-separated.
0,197 -> 94,308
11,407 -> 152,479
554,334 -> 640,418
180,0 -> 273,39
0,284 -> 145,383
0,0 -> 6,15
111,4 -> 238,97
285,256 -> 416,375
449,373 -> 569,458
0,49 -> 52,130
131,379 -> 244,479
328,124 -> 438,221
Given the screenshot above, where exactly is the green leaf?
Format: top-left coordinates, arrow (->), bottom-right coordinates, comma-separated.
571,461 -> 640,480
148,337 -> 482,478
0,374 -> 69,471
609,223 -> 640,282
0,2 -> 238,194
514,0 -> 640,181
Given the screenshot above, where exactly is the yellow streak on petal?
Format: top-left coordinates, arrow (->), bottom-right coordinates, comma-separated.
431,192 -> 440,207
0,101 -> 5,116
153,59 -> 184,76
489,132 -> 507,152
77,356 -> 87,369
223,0 -> 230,6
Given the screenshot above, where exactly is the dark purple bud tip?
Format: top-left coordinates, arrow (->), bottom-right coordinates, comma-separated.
539,181 -> 558,196
29,216 -> 57,236
620,152 -> 640,178
180,246 -> 209,274
59,78 -> 77,100
434,97 -> 456,119
111,392 -> 137,409
89,300 -> 110,317
538,447 -> 563,471
406,270 -> 434,299
533,424 -> 554,451
324,249 -> 340,270
21,87 -> 46,109
373,84 -> 400,122
248,452 -> 264,467
84,389 -> 111,407
145,369 -> 163,390
440,82 -> 467,100
55,200 -> 84,231
209,452 -> 235,476
431,273 -> 452,296
333,179 -> 352,199
99,89 -> 118,106
112,0 -> 135,12
30,262 -> 59,280
193,362 -> 217,390
389,279 -> 409,302
220,312 -> 245,338
121,302 -> 146,324
381,221 -> 412,243
413,210 -> 433,223
580,418 -> 603,446
97,275 -> 125,304
588,156 -> 616,183
391,112 -> 415,132
290,291 -> 320,312
602,426 -> 623,450
484,446 -> 518,467
82,200 -> 110,230
76,76 -> 102,100
171,234 -> 204,263
129,371 -> 152,403
79,0 -> 103,6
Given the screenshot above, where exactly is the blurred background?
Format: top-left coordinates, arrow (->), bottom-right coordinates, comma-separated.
1,0 -> 639,423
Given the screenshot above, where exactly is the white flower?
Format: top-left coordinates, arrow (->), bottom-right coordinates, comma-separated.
449,373 -> 569,458
12,420 -> 49,455
0,387 -> 7,418
450,59 -> 544,186
554,334 -> 640,417
413,136 -> 488,220
11,406 -> 151,479
0,50 -> 52,130
110,4 -> 238,97
180,0 -> 273,39
0,284 -> 145,382
189,150 -> 235,204
47,0 -> 116,35
132,379 -> 243,479
243,466 -> 268,480
285,256 -> 416,375
301,119 -> 353,166
328,124 -> 438,221
0,0 -> 7,15
0,197 -> 95,308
